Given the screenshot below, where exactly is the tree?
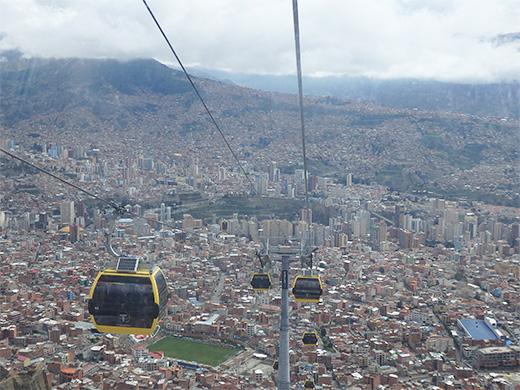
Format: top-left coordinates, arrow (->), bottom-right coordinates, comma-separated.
320,326 -> 327,337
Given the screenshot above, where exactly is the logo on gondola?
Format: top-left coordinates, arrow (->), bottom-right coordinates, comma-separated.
119,313 -> 130,324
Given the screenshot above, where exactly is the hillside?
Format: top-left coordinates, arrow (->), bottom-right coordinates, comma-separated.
196,70 -> 520,119
0,368 -> 50,390
1,53 -> 518,205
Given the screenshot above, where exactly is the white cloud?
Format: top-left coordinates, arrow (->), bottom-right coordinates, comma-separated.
0,0 -> 518,82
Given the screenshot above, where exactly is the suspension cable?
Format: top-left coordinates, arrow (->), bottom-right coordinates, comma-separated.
1,147 -> 122,212
292,0 -> 312,246
141,0 -> 255,195
0,147 -> 179,231
141,0 -> 292,242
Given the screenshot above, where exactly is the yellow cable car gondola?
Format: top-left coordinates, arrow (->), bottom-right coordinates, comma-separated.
304,379 -> 315,389
273,360 -> 279,371
302,331 -> 319,346
250,272 -> 272,291
292,275 -> 323,303
88,257 -> 168,335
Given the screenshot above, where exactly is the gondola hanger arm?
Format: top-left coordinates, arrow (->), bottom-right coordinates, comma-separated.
106,213 -> 122,259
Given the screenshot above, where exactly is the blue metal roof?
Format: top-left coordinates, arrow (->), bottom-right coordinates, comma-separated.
459,319 -> 498,340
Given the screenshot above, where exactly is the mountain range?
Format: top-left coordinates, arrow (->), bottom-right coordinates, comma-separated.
192,69 -> 520,120
1,51 -> 518,206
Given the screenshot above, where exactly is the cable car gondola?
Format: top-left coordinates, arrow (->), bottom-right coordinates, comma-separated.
292,275 -> 323,303
302,331 -> 319,346
88,257 -> 169,335
250,272 -> 272,291
273,360 -> 279,371
304,379 -> 315,389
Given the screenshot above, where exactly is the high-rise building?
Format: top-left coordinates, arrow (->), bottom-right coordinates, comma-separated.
511,222 -> 519,248
183,214 -> 202,231
189,158 -> 198,177
146,158 -> 154,171
254,174 -> 268,195
394,205 -> 405,228
155,161 -> 165,174
464,213 -> 478,239
35,212 -> 48,230
247,323 -> 256,338
300,208 -> 312,225
274,168 -> 281,183
69,224 -> 79,243
60,201 -> 75,225
76,200 -> 86,220
1,139 -> 11,150
493,222 -> 503,241
217,167 -> 227,181
268,161 -> 277,181
378,221 -> 388,243
122,167 -> 130,183
74,146 -> 85,159
260,219 -> 293,244
431,198 -> 446,211
308,175 -> 318,191
399,230 -> 413,249
0,212 -> 7,229
160,203 -> 166,222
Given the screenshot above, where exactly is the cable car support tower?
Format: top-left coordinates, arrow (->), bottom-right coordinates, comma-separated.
274,247 -> 300,390
253,244 -> 321,390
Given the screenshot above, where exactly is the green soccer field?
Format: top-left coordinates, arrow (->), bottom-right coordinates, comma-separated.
147,337 -> 238,366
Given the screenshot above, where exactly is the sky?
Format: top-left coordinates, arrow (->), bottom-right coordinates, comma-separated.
1,0 -> 519,83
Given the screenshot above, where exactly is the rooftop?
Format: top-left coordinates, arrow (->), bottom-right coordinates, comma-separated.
458,319 -> 498,340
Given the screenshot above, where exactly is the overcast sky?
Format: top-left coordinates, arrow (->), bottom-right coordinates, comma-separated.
1,0 -> 519,83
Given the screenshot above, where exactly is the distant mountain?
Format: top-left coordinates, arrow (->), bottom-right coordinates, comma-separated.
192,69 -> 520,119
0,50 -> 193,127
1,53 -> 518,206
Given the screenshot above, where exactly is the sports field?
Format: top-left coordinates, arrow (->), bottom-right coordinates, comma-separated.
148,337 -> 238,366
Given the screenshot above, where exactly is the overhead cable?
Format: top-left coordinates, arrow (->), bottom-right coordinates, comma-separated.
0,147 -> 179,231
141,0 -> 291,241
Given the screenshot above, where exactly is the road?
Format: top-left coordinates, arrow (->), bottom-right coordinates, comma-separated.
211,272 -> 226,304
